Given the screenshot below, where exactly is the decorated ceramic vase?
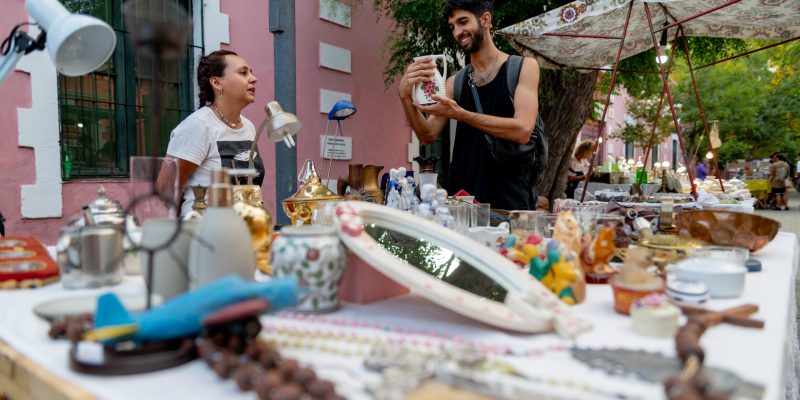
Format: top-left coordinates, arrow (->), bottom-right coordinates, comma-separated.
271,226 -> 346,312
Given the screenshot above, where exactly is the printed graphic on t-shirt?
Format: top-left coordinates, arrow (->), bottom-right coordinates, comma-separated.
217,140 -> 264,185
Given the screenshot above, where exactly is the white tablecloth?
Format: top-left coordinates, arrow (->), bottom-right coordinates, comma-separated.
1,234 -> 798,399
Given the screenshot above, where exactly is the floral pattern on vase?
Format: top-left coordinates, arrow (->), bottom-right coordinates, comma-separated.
271,227 -> 346,313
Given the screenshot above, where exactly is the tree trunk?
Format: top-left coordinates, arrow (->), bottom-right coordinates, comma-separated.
535,70 -> 599,204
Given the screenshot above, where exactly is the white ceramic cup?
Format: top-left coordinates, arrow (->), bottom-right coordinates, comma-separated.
670,257 -> 746,298
139,219 -> 197,300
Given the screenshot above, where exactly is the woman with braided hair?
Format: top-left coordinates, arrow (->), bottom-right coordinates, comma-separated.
164,50 -> 264,217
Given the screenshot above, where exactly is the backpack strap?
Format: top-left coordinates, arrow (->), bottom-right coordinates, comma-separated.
453,65 -> 470,105
506,55 -> 524,101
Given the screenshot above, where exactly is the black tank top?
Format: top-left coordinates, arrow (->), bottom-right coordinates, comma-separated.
444,60 -> 533,210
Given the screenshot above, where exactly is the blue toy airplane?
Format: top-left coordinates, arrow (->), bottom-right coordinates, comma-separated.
84,275 -> 299,343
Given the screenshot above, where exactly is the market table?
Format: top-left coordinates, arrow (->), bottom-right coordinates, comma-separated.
0,234 -> 798,400
574,182 -> 661,201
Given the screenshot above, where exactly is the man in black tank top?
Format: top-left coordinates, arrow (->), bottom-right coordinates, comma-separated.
396,0 -> 541,210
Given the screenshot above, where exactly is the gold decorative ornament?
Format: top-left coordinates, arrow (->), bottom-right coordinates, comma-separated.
282,160 -> 342,226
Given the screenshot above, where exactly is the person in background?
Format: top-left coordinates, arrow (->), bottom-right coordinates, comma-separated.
162,50 -> 264,217
795,158 -> 800,188
769,152 -> 790,210
696,158 -> 709,181
565,140 -> 593,200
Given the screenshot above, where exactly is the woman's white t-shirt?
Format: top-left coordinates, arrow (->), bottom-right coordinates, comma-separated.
166,106 -> 264,217
568,157 -> 589,177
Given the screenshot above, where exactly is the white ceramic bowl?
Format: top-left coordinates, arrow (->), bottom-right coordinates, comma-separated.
670,257 -> 746,299
690,246 -> 749,267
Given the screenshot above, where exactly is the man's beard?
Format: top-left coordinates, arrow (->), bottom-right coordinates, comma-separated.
457,28 -> 484,54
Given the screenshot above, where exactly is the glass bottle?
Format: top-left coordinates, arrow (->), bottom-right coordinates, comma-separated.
62,148 -> 72,181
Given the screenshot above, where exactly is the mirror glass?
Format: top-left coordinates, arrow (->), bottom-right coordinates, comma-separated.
364,222 -> 507,302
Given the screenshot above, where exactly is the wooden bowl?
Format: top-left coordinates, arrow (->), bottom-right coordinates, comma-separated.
674,210 -> 780,252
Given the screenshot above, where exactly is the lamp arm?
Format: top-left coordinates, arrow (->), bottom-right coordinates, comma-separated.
248,117 -> 269,186
0,47 -> 25,84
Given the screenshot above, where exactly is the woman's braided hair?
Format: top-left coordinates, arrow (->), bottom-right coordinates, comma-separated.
197,49 -> 238,108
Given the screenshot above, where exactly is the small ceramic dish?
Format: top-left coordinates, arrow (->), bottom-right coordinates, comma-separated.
33,293 -> 163,321
669,257 -> 746,299
665,277 -> 710,304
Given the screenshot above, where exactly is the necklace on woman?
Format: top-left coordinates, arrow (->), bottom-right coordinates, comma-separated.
212,104 -> 241,129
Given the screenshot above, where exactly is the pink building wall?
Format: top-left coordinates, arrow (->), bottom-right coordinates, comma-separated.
581,87 -> 677,170
293,2 -> 409,202
0,1 -> 410,244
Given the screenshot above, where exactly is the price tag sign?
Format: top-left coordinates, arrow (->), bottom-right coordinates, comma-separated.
320,136 -> 352,160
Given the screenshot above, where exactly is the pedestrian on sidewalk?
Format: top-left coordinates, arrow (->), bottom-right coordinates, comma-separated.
769,152 -> 790,210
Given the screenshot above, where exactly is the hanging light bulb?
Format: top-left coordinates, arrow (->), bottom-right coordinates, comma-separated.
654,162 -> 662,169
627,159 -> 635,165
655,20 -> 670,65
705,151 -> 714,159
662,161 -> 670,169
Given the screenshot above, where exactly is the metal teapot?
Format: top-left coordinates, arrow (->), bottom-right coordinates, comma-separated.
56,185 -> 134,288
84,185 -> 126,225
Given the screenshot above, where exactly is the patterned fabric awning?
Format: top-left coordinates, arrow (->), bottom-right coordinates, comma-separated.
498,0 -> 800,70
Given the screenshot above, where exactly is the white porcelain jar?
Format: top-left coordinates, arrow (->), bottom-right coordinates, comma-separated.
271,226 -> 346,312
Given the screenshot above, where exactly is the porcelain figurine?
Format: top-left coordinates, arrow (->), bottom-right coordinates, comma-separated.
580,225 -> 618,277
501,233 -> 586,304
610,247 -> 663,314
553,211 -> 582,258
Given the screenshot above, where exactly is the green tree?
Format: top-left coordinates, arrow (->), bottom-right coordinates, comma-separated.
670,40 -> 800,164
610,94 -> 678,152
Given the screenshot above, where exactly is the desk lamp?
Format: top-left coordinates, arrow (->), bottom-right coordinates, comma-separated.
0,0 -> 116,84
249,101 -> 302,185
321,100 -> 357,182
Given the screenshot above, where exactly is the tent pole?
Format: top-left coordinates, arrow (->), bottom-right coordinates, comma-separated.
693,36 -> 800,71
642,29 -> 681,171
544,33 -> 622,40
574,66 -> 662,74
679,26 -> 725,193
579,0 -> 635,204
644,2 -> 697,199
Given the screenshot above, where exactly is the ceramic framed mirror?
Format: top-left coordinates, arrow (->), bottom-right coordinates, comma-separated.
333,201 -> 591,337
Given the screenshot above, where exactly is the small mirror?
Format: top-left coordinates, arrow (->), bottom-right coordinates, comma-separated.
335,201 -> 591,337
364,223 -> 507,302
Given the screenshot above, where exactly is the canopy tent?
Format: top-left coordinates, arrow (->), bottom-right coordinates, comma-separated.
498,0 -> 800,201
498,0 -> 800,70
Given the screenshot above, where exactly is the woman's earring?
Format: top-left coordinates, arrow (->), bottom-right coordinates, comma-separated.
217,87 -> 223,98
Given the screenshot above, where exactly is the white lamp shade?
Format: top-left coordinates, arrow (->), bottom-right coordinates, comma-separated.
26,0 -> 116,77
